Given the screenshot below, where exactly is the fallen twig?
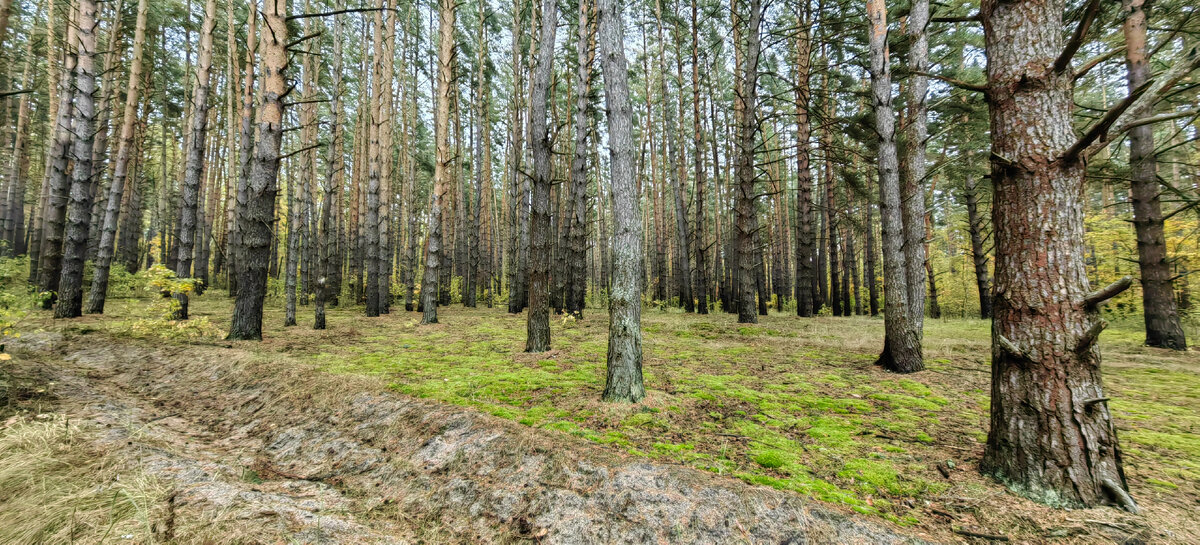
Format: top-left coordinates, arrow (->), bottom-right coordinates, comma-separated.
953,527 -> 1009,541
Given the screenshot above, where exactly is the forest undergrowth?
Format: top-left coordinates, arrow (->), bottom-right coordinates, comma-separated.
3,258 -> 1199,542
27,297 -> 1197,541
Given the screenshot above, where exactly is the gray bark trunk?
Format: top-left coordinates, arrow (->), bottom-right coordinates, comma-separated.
867,0 -> 922,372
598,0 -> 644,402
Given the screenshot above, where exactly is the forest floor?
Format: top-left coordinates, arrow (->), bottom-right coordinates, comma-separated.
2,289 -> 1199,543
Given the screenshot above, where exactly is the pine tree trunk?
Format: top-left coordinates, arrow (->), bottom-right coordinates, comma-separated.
902,0 -> 930,328
85,0 -> 125,263
506,1 -> 528,314
525,0 -> 557,352
284,157 -> 301,325
924,211 -> 941,319
690,0 -> 709,314
229,4 -> 258,298
315,15 -> 344,323
598,0 -> 644,402
733,0 -> 762,324
54,0 -> 99,319
38,5 -> 79,307
3,32 -> 33,257
365,0 -> 385,317
421,0 -> 455,324
88,0 -> 149,314
964,172 -> 992,318
565,0 -> 594,318
377,6 -> 395,314
228,0 -> 288,341
791,8 -> 814,317
865,176 -> 879,316
173,0 -> 217,321
867,0 -> 922,372
1123,0 -> 1186,350
980,0 -> 1136,511
654,0 -> 693,313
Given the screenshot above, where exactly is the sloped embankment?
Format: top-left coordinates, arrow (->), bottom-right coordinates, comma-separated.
16,330 -> 930,544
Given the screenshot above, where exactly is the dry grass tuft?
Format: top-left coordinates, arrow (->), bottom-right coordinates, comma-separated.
0,415 -> 165,544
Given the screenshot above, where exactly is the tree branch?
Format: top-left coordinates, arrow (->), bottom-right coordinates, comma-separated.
916,71 -> 988,93
1075,320 -> 1108,353
1083,276 -> 1133,309
286,31 -> 323,50
997,335 -> 1036,363
1082,42 -> 1200,158
1054,0 -> 1105,73
931,14 -> 981,23
1061,80 -> 1153,164
1073,46 -> 1126,81
286,7 -> 387,21
280,143 -> 323,161
1121,107 -> 1200,132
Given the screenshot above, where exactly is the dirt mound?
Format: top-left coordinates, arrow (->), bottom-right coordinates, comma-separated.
12,330 -> 931,544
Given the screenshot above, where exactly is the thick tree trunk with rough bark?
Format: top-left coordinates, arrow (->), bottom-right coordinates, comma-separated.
525,0 -> 557,352
1123,0 -> 1186,350
867,0 -> 922,372
599,0 -> 644,402
228,0 -> 288,341
980,0 -> 1137,512
88,0 -> 150,314
54,0 -> 99,319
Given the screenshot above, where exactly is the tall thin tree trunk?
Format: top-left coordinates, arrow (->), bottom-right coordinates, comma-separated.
316,16 -> 343,328
865,172 -> 880,315
228,0 -> 288,341
505,0 -> 527,314
792,7 -> 813,317
599,0 -> 644,402
54,0 -> 99,319
902,0 -> 930,329
867,0 -> 922,372
964,171 -> 992,318
377,4 -> 395,314
229,5 -> 258,298
690,0 -> 709,314
733,0 -> 763,324
88,0 -> 150,314
565,0 -> 594,318
525,0 -> 557,352
365,0 -> 385,317
173,0 -> 217,321
421,0 -> 455,324
1123,0 -> 1186,349
38,5 -> 79,307
3,29 -> 34,256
